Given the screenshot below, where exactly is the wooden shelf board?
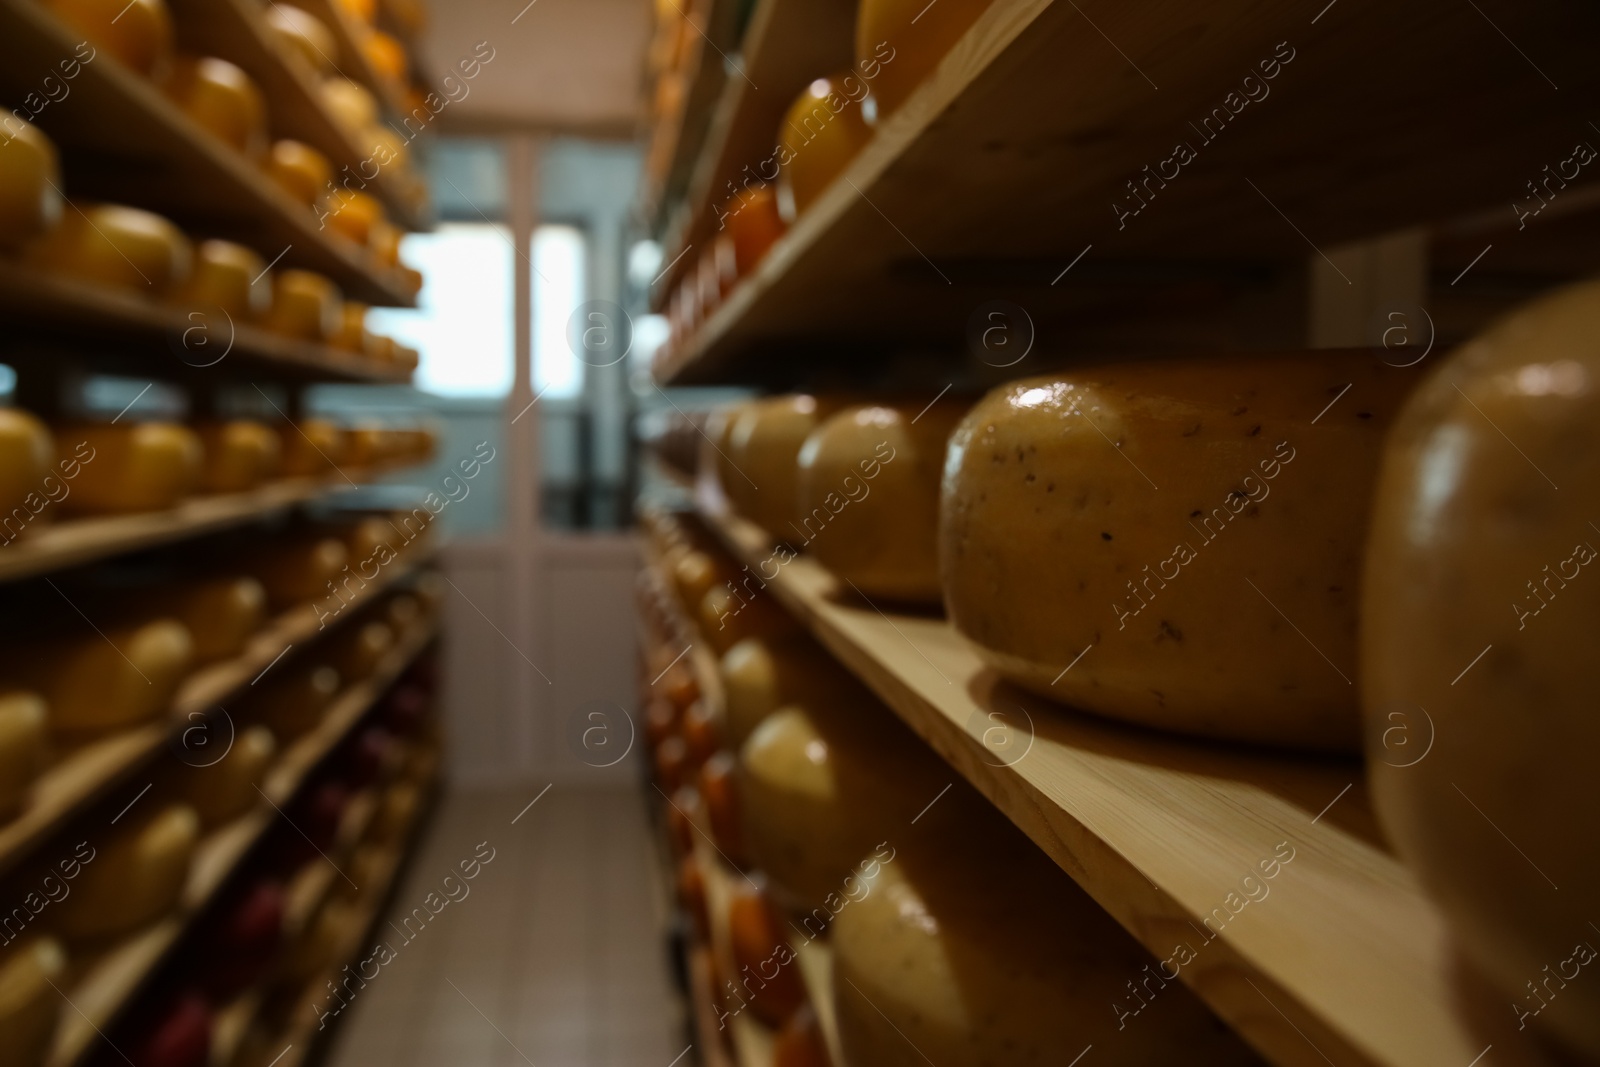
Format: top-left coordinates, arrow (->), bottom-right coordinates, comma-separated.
693,490 -> 1487,1067
657,0 -> 1600,383
789,936 -> 842,1067
0,0 -> 415,306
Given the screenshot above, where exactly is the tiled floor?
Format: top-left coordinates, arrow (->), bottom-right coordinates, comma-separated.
323,784 -> 689,1067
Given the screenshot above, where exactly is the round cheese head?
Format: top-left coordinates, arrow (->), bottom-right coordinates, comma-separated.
0,936 -> 66,1067
267,139 -> 334,208
254,535 -> 347,608
0,408 -> 55,521
941,353 -> 1423,751
728,395 -> 835,534
176,723 -> 276,827
854,0 -> 992,118
719,635 -> 863,750
9,617 -> 193,734
197,420 -> 282,494
27,203 -> 192,295
46,0 -> 173,77
159,574 -> 267,662
776,75 -> 872,220
264,5 -> 336,75
253,664 -> 340,740
0,119 -> 62,250
54,804 -> 200,939
1363,279 -> 1600,1057
263,269 -> 342,340
58,422 -> 202,515
0,692 -> 49,819
163,55 -> 267,160
179,240 -> 270,322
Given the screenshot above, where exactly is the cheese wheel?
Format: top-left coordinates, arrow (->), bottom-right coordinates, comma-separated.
723,185 -> 786,278
253,664 -> 339,739
392,342 -> 420,371
324,189 -> 384,247
728,395 -> 834,534
833,808 -> 1256,1066
263,5 -> 337,75
321,78 -> 379,135
777,76 -> 873,220
720,636 -> 859,750
0,693 -> 49,819
0,937 -> 66,1067
267,140 -> 334,208
345,514 -> 403,565
277,418 -> 349,477
798,399 -> 966,603
399,266 -> 424,296
286,896 -> 358,983
57,422 -> 202,514
27,203 -> 192,295
372,780 -> 420,842
699,582 -> 794,654
254,536 -> 347,608
0,410 -> 55,529
176,240 -> 269,321
855,0 -> 992,119
163,56 -> 267,161
673,548 -> 727,613
263,269 -> 341,340
54,804 -> 200,939
363,31 -> 408,84
337,0 -> 377,23
385,593 -> 422,638
176,724 -> 275,827
1363,281 -> 1600,1056
46,0 -> 173,77
739,699 -> 946,914
153,575 -> 267,662
6,618 -> 193,734
345,423 -> 393,467
369,220 -> 403,268
332,301 -> 368,351
335,620 -> 393,680
774,1004 -> 830,1067
0,120 -> 63,250
195,420 -> 281,494
728,883 -> 806,1026
941,354 -> 1423,751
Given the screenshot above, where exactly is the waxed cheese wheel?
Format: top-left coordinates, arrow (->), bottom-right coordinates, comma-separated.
345,423 -> 394,467
332,301 -> 369,351
369,220 -> 403,268
154,575 -> 267,662
27,203 -> 192,295
777,76 -> 872,220
941,353 -> 1423,751
324,189 -> 384,247
321,78 -> 378,135
728,395 -> 837,534
57,422 -> 202,514
267,140 -> 333,208
385,593 -> 422,639
263,269 -> 341,339
797,398 -> 967,603
0,693 -> 49,819
286,896 -> 359,983
855,0 -> 991,119
5,618 -> 193,734
47,0 -> 173,77
719,635 -> 862,750
196,420 -> 281,494
699,582 -> 794,655
0,410 -> 55,527
253,536 -> 347,608
264,5 -> 337,75
174,724 -> 275,827
277,419 -> 349,477
362,30 -> 407,83
253,664 -> 339,739
1363,280 -> 1600,1057
723,185 -> 785,278
54,804 -> 200,939
334,620 -> 393,680
0,120 -> 62,250
346,514 -> 403,566
739,698 -> 946,914
833,807 -> 1260,1066
700,402 -> 750,496
177,240 -> 269,321
372,780 -> 420,842
0,937 -> 66,1067
163,56 -> 267,160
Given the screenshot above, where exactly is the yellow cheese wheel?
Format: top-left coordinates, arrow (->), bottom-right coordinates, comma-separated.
739,699 -> 946,914
1363,281 -> 1600,1057
286,896 -> 358,983
335,620 -> 393,680
719,635 -> 859,750
672,547 -> 726,613
372,780 -> 420,842
777,75 -> 873,219
324,189 -> 384,247
267,140 -> 334,208
175,723 -> 275,827
797,398 -> 966,603
263,4 -> 337,75
321,78 -> 378,135
392,342 -> 420,372
365,126 -> 411,172
253,664 -> 339,739
385,593 -> 422,638
363,31 -> 408,84
154,575 -> 267,662
699,582 -> 794,655
196,420 -> 282,494
263,269 -> 341,340
833,805 -> 1257,1065
0,410 -> 55,528
399,266 -> 423,296
854,0 -> 992,119
254,536 -> 347,608
278,418 -> 349,477
699,402 -> 749,496
0,693 -> 49,819
336,0 -> 376,23
46,0 -> 173,77
26,203 -> 192,296
332,301 -> 368,351
164,55 -> 267,161
728,395 -> 835,534
54,804 -> 199,939
345,514 -> 403,566
56,422 -> 202,515
0,120 -> 63,250
176,239 -> 269,321
0,937 -> 66,1067
369,220 -> 403,269
941,354 -> 1422,751
5,618 -> 192,734
344,424 -> 393,468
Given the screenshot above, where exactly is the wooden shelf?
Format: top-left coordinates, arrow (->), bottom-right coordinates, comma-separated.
164,0 -> 432,231
789,936 -> 843,1067
0,553 -> 437,882
692,491 -> 1490,1067
44,619 -> 439,1067
0,0 -> 415,306
0,262 -> 412,386
656,0 -> 1600,383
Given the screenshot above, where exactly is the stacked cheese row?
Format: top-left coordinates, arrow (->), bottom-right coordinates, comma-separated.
0,638 -> 440,1067
655,0 -> 995,367
37,0 -> 429,283
637,510 -> 1261,1065
0,118 -> 420,365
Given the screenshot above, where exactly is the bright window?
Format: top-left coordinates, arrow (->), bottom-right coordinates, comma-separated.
532,224 -> 588,399
366,223 -> 514,398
